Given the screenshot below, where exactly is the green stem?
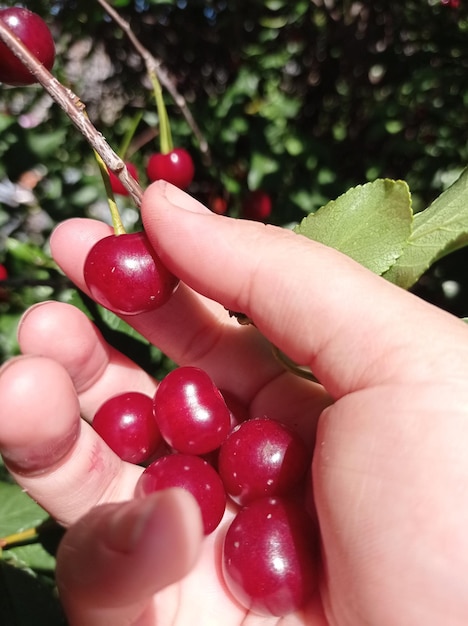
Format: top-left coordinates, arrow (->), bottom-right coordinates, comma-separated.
118,110 -> 143,160
94,150 -> 126,235
149,71 -> 173,154
1,527 -> 38,549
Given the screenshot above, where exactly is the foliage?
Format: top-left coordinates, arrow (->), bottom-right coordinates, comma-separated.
1,1 -> 468,622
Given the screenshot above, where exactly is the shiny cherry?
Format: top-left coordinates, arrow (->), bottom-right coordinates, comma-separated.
135,453 -> 226,534
218,417 -> 310,506
146,148 -> 195,189
222,496 -> 318,616
0,8 -> 55,86
153,366 -> 231,455
83,231 -> 179,316
92,391 -> 161,464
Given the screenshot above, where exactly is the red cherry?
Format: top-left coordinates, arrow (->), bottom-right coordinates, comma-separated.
109,162 -> 139,197
222,497 -> 318,616
135,453 -> 226,534
83,231 -> 179,316
92,391 -> 161,464
0,264 -> 7,281
218,417 -> 310,506
146,148 -> 195,189
0,8 -> 55,86
153,366 -> 231,455
241,190 -> 272,222
210,196 -> 228,215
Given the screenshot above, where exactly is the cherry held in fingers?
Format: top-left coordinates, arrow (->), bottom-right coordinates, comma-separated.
0,8 -> 55,86
153,366 -> 231,455
92,391 -> 161,464
135,453 -> 226,534
223,496 -> 318,616
218,416 -> 310,506
83,231 -> 179,316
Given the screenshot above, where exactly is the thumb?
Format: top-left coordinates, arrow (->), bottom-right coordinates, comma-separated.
142,182 -> 468,398
56,489 -> 202,626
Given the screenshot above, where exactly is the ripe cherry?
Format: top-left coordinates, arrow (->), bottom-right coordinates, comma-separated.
0,8 -> 55,86
241,190 -> 272,222
218,417 -> 310,506
83,231 -> 179,316
153,366 -> 231,455
210,196 -> 228,215
222,496 -> 318,616
135,453 -> 226,534
109,162 -> 139,197
92,391 -> 161,464
146,148 -> 195,190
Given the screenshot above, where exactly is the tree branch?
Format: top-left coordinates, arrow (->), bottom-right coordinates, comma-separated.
95,0 -> 211,164
0,19 -> 143,206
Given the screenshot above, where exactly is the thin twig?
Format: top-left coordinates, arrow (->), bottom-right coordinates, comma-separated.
0,20 -> 143,207
95,0 -> 211,164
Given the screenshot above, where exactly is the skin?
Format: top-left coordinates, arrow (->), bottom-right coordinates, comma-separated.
1,181 -> 468,626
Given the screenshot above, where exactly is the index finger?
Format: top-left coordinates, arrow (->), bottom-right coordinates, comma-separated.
142,182 -> 468,397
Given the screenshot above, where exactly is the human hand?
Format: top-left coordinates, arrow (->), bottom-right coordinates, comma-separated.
2,181 -> 468,626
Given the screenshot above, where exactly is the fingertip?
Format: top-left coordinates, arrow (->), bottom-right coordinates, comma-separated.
0,355 -> 80,474
17,301 -> 109,394
50,218 -> 113,287
57,489 -> 203,616
142,180 -> 211,217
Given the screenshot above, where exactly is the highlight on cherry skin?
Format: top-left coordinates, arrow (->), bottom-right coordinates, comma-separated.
135,453 -> 226,535
92,391 -> 162,464
83,231 -> 179,316
0,7 -> 55,86
223,496 -> 319,617
153,365 -> 232,455
146,147 -> 195,190
218,416 -> 311,506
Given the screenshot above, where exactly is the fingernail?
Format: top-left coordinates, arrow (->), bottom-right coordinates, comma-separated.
153,180 -> 210,215
106,495 -> 162,554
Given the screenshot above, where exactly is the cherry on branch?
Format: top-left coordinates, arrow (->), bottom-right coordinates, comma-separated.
0,8 -> 55,86
241,190 -> 272,222
83,232 -> 179,316
146,148 -> 195,190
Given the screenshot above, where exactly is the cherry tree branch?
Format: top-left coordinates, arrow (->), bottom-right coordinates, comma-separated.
0,20 -> 143,207
95,0 -> 211,164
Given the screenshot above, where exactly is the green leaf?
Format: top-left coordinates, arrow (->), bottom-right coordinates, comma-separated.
0,482 -> 55,571
294,179 -> 413,275
383,168 -> 468,289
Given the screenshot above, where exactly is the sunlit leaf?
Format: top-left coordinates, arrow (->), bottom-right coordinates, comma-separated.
294,179 -> 413,275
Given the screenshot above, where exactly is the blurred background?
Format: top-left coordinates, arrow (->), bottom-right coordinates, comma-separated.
1,0 -> 468,368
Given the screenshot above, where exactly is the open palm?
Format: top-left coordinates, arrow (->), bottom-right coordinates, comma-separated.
2,182 -> 468,626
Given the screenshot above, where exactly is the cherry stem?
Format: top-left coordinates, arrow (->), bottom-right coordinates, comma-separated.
0,526 -> 38,549
0,19 -> 143,207
95,0 -> 211,164
149,71 -> 173,154
118,110 -> 144,160
94,150 -> 126,235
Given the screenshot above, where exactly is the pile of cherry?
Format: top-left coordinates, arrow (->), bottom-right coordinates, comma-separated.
93,365 -> 318,616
